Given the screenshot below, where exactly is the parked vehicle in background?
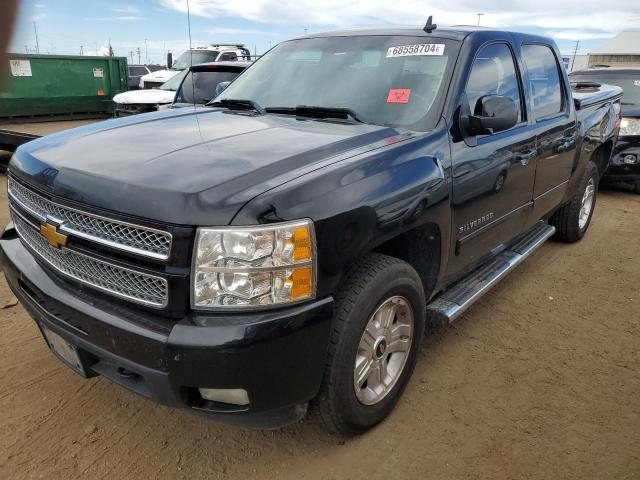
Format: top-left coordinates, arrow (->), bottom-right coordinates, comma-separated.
127,64 -> 164,90
114,62 -> 250,116
113,70 -> 188,116
139,44 -> 251,89
1,25 -> 621,437
570,68 -> 640,193
172,61 -> 250,108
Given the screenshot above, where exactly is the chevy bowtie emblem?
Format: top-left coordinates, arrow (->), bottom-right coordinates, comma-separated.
40,223 -> 68,248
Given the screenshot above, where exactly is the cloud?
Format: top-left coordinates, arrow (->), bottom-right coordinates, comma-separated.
548,30 -> 615,41
84,16 -> 147,21
159,0 -> 640,35
112,5 -> 142,14
205,27 -> 276,36
84,46 -> 113,57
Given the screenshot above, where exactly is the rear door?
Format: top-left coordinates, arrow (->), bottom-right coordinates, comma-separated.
450,41 -> 537,273
521,44 -> 577,219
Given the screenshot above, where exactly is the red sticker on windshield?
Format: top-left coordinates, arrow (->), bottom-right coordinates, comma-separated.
387,89 -> 411,104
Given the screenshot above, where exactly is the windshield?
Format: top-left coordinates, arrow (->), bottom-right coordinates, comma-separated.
172,50 -> 219,70
175,69 -> 242,104
217,36 -> 457,129
570,73 -> 640,104
159,69 -> 188,91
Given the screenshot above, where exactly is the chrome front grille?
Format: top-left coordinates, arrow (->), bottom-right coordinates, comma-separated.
7,176 -> 172,260
12,214 -> 168,308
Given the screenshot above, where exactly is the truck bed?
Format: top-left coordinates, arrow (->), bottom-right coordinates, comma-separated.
0,118 -> 104,153
571,82 -> 623,110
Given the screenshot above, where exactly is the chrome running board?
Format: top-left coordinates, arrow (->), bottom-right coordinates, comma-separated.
427,221 -> 556,325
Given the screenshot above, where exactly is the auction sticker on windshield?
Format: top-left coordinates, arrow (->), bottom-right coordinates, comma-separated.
386,44 -> 445,57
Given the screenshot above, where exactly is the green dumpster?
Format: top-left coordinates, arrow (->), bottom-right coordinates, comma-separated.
0,54 -> 129,118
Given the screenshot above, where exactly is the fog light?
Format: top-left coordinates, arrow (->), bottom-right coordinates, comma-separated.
623,154 -> 637,165
198,388 -> 250,406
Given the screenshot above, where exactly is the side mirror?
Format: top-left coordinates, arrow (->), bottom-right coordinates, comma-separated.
215,81 -> 231,96
461,96 -> 518,136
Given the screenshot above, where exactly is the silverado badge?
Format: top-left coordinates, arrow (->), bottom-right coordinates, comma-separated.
40,223 -> 68,249
458,213 -> 495,234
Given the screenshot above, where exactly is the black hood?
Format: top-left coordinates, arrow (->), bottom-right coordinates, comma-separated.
10,108 -> 398,225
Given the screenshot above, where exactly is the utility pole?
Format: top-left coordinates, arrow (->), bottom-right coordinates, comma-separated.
477,13 -> 484,26
129,50 -> 134,63
33,22 -> 40,54
571,40 -> 580,72
136,47 -> 141,64
80,45 -> 84,56
144,38 -> 148,64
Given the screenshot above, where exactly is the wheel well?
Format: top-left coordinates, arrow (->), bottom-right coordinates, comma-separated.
590,141 -> 614,179
371,224 -> 441,299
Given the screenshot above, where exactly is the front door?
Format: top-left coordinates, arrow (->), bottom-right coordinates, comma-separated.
449,42 -> 537,276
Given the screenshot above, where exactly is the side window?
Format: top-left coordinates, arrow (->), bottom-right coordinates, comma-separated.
522,44 -> 563,120
465,43 -> 523,125
219,52 -> 238,61
130,66 -> 148,76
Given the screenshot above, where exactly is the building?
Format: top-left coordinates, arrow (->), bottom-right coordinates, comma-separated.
561,54 -> 589,72
588,32 -> 640,68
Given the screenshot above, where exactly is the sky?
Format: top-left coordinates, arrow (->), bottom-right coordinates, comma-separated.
9,0 -> 640,65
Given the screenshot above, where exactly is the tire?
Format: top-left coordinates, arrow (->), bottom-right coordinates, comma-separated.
492,171 -> 507,193
635,181 -> 640,194
316,253 -> 426,436
550,162 -> 599,243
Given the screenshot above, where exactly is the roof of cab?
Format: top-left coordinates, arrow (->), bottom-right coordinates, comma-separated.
292,25 -> 553,44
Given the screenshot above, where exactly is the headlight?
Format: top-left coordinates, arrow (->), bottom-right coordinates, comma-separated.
192,219 -> 316,309
620,117 -> 640,136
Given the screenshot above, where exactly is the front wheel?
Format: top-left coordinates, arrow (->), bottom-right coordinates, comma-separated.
550,162 -> 599,243
316,253 -> 425,436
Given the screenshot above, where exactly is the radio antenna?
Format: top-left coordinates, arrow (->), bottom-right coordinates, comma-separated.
423,16 -> 437,33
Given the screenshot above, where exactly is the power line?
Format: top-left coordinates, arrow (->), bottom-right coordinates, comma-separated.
33,22 -> 40,54
571,40 -> 580,72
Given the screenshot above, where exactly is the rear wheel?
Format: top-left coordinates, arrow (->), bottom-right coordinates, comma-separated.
550,163 -> 599,243
316,253 -> 425,436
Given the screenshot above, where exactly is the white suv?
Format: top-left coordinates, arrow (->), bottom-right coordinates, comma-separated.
139,44 -> 251,89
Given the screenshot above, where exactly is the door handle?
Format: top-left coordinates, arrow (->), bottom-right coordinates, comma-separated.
516,149 -> 537,166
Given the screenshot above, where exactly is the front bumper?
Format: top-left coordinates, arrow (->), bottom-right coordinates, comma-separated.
603,135 -> 640,186
0,225 -> 334,428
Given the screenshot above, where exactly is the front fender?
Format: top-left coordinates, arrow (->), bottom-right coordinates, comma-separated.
231,128 -> 452,299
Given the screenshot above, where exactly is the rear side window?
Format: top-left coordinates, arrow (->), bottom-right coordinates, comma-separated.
522,44 -> 563,120
176,70 -> 241,104
129,66 -> 148,76
219,52 -> 238,61
465,43 -> 523,123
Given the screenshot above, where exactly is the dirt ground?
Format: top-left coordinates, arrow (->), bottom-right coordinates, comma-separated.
0,173 -> 638,480
0,119 -> 102,137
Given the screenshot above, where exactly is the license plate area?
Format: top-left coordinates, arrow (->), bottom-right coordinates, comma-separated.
42,326 -> 87,377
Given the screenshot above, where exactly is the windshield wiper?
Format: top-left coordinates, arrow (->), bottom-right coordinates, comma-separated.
265,105 -> 367,123
207,98 -> 266,114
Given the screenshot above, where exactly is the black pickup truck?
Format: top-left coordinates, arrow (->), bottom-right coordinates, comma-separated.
1,25 -> 621,436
